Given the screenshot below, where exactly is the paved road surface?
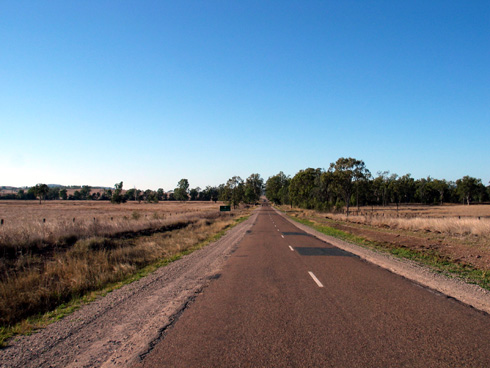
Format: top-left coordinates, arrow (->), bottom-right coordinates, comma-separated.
134,205 -> 490,367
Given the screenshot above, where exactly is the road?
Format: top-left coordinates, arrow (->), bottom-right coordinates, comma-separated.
134,204 -> 490,367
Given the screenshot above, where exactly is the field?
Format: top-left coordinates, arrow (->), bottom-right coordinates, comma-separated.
0,200 -> 249,341
0,200 -> 222,253
280,203 -> 490,288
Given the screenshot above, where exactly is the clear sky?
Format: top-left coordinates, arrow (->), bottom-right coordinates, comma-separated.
1,1 -> 489,190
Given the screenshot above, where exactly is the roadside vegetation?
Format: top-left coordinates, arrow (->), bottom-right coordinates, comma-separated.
265,157 -> 489,214
1,173 -> 264,207
0,200 -> 252,347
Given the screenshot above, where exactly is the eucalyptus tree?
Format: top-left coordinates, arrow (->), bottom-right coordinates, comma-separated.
111,182 -> 125,204
59,188 -> 68,200
372,171 -> 390,206
431,179 -> 449,205
244,173 -> 264,204
223,176 -> 244,208
330,158 -> 368,216
289,168 -> 322,209
80,185 -> 91,200
32,183 -> 49,204
265,172 -> 290,205
456,176 -> 481,205
189,188 -> 199,201
174,179 -> 190,201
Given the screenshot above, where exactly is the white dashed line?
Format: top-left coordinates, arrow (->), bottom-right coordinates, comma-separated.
308,272 -> 324,288
289,245 -> 294,251
281,235 -> 284,238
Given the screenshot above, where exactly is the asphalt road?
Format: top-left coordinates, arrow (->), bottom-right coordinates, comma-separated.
134,205 -> 490,367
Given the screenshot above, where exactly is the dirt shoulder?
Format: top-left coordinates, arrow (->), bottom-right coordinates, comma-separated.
275,208 -> 490,315
0,212 -> 257,368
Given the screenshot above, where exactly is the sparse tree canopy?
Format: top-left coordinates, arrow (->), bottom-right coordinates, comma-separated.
111,181 -> 126,204
456,176 -> 481,205
174,178 -> 190,201
223,176 -> 244,208
32,184 -> 49,204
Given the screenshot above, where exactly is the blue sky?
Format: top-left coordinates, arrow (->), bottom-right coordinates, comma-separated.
1,1 -> 489,190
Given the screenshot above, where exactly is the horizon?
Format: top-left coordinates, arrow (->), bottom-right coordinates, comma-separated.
2,1 -> 489,189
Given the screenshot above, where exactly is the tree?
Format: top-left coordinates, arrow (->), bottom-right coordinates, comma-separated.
206,186 -> 219,202
265,172 -> 290,205
157,188 -> 165,201
330,158 -> 367,216
174,179 -> 190,201
32,184 -> 49,204
456,176 -> 481,205
289,168 -> 321,209
47,186 -> 60,200
17,189 -> 26,200
111,181 -> 126,204
244,173 -> 264,204
223,176 -> 244,208
372,171 -> 390,206
144,189 -> 158,203
189,188 -> 199,201
80,185 -> 91,200
314,171 -> 335,210
100,189 -> 112,201
59,188 -> 68,200
431,179 -> 449,205
388,174 -> 402,212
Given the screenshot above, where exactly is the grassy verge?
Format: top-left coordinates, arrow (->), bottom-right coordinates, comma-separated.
0,212 -> 251,348
289,216 -> 490,291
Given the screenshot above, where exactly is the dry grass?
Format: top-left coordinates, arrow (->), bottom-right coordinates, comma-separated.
0,200 -> 222,256
0,200 -> 248,329
325,213 -> 490,238
342,204 -> 490,218
283,204 -> 490,238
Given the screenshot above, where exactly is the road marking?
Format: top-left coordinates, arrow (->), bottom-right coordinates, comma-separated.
281,235 -> 284,238
277,229 -> 280,232
308,272 -> 324,288
289,245 -> 294,251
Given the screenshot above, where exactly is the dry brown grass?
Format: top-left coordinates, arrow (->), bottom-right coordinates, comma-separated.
324,213 -> 490,238
0,200 -> 222,255
285,204 -> 490,238
0,200 -> 249,328
343,204 -> 490,218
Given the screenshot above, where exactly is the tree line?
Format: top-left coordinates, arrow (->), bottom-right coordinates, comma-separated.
265,157 -> 490,215
2,173 -> 265,207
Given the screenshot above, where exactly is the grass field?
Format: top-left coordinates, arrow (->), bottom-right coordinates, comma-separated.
0,200 -> 221,254
0,200 -> 250,344
285,204 -> 490,237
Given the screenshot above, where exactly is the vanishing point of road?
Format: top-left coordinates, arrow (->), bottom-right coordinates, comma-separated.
134,204 -> 490,367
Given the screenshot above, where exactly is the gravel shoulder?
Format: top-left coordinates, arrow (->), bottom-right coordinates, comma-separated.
276,208 -> 490,315
0,212 -> 258,368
